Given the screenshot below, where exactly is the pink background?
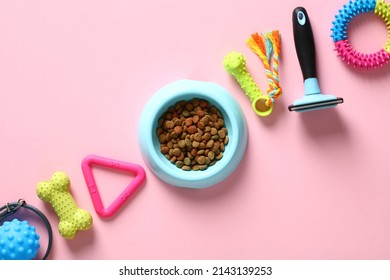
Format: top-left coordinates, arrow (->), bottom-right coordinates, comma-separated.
1,0 -> 390,260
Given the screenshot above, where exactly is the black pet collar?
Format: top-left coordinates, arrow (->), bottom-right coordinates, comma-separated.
0,199 -> 53,260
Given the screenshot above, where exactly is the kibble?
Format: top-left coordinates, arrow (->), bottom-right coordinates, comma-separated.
185,118 -> 193,126
174,126 -> 182,135
160,146 -> 169,154
157,98 -> 228,171
178,140 -> 186,149
184,157 -> 191,165
188,125 -> 197,134
192,115 -> 199,124
206,139 -> 214,148
194,133 -> 202,142
196,156 -> 206,165
165,120 -> 174,129
218,129 -> 226,139
210,127 -> 218,135
172,148 -> 181,157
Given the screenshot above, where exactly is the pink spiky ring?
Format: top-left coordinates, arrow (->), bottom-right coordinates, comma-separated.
331,0 -> 390,69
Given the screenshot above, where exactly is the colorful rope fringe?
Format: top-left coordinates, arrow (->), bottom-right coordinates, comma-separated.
247,31 -> 282,107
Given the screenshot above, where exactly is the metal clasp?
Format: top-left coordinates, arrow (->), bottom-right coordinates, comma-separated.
0,199 -> 26,219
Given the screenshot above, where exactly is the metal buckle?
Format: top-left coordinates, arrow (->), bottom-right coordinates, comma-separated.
0,199 -> 26,219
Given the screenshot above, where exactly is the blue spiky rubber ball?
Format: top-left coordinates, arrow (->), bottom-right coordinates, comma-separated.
0,218 -> 40,260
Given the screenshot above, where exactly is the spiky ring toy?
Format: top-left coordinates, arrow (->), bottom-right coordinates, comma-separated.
331,0 -> 390,69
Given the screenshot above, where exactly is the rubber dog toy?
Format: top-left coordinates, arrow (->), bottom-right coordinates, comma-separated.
0,219 -> 40,260
331,0 -> 390,69
224,30 -> 282,117
0,199 -> 53,259
224,52 -> 274,116
36,172 -> 93,239
81,155 -> 146,218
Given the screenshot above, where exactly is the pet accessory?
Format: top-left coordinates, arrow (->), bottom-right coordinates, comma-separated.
0,219 -> 39,260
138,79 -> 248,189
224,30 -> 282,117
0,199 -> 53,259
289,7 -> 344,112
331,0 -> 390,69
36,172 -> 93,239
81,155 -> 146,218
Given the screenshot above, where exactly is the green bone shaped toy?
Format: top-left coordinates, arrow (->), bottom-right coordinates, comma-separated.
224,51 -> 273,116
224,31 -> 282,117
36,172 -> 92,239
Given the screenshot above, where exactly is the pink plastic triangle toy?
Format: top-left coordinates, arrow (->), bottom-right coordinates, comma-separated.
81,155 -> 146,218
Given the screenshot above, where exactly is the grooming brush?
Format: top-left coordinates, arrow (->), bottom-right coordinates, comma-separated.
289,7 -> 344,112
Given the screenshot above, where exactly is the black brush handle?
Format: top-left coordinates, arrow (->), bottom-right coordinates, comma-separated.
293,7 -> 317,80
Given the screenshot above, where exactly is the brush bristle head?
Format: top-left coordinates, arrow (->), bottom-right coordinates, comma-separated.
289,97 -> 344,112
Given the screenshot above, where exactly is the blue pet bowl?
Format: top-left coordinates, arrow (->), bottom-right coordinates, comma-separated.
138,79 -> 248,189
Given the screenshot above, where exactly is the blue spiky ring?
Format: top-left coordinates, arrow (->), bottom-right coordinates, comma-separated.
331,0 -> 390,69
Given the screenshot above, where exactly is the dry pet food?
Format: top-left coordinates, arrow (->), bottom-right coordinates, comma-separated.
157,98 -> 229,171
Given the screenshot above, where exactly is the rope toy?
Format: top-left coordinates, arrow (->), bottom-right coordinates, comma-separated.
224,30 -> 282,117
331,0 -> 390,69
